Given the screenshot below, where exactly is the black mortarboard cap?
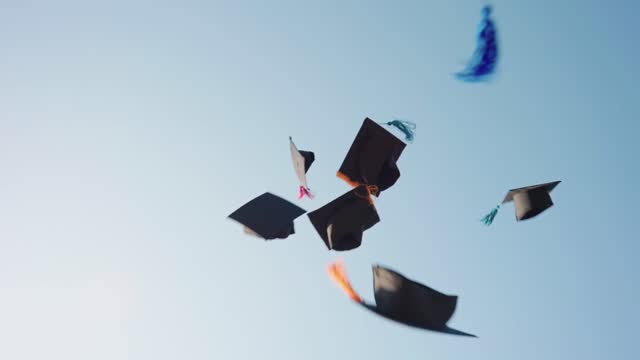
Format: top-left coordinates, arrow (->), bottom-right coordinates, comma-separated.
365,265 -> 475,336
482,180 -> 561,225
327,261 -> 476,337
502,181 -> 561,221
337,118 -> 406,197
228,192 -> 307,240
307,186 -> 380,251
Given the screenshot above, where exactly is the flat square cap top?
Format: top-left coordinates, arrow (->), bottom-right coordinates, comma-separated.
307,186 -> 380,251
327,261 -> 476,337
502,181 -> 561,204
372,265 -> 458,328
228,192 -> 306,240
337,118 -> 406,195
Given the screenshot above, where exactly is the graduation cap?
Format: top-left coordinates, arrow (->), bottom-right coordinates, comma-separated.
289,136 -> 315,199
481,181 -> 561,225
337,118 -> 408,197
307,185 -> 380,251
228,192 -> 306,240
455,5 -> 498,82
327,260 -> 476,337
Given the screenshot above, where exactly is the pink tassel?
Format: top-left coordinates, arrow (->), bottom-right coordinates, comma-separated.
298,186 -> 314,199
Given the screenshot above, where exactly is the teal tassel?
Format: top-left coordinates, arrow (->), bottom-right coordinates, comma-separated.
481,205 -> 500,226
385,120 -> 416,142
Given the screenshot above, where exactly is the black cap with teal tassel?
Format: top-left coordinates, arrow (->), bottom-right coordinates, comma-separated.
481,181 -> 561,226
337,118 -> 407,197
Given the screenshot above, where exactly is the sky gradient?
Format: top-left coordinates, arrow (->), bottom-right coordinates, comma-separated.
1,1 -> 639,359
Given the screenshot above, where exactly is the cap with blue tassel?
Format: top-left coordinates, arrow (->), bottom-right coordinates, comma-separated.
481,181 -> 562,226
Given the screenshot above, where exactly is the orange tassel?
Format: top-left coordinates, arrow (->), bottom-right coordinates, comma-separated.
354,185 -> 379,206
336,171 -> 361,188
336,171 -> 378,206
327,260 -> 363,303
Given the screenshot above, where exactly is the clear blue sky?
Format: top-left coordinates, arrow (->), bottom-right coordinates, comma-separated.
1,1 -> 639,359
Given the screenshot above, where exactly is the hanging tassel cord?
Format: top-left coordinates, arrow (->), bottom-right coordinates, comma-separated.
298,185 -> 314,199
327,260 -> 363,304
335,171 -> 378,206
481,204 -> 500,226
384,120 -> 416,142
354,185 -> 379,206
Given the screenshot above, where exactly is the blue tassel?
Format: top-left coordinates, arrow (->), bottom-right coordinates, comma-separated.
455,5 -> 499,82
385,120 -> 416,142
481,204 -> 500,226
